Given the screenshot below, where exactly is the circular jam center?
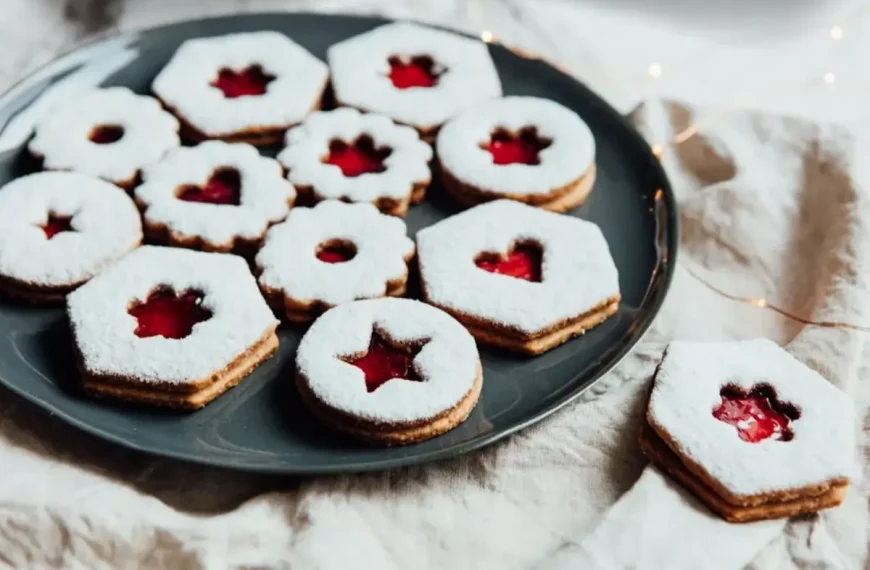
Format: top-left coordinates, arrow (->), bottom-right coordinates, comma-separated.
89,124 -> 125,145
387,55 -> 443,89
712,385 -> 799,443
40,213 -> 73,239
129,288 -> 212,339
323,136 -> 391,178
483,127 -> 552,165
475,241 -> 543,282
177,168 -> 241,205
316,240 -> 357,264
345,333 -> 425,393
211,65 -> 276,98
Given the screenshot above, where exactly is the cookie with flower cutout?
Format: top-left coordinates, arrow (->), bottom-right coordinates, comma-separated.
67,246 -> 279,409
278,108 -> 432,216
642,339 -> 856,523
256,201 -> 415,323
437,96 -> 596,212
417,200 -> 619,355
296,297 -> 482,445
0,172 -> 142,303
153,31 -> 328,146
28,87 -> 180,189
134,141 -> 296,255
327,22 -> 502,138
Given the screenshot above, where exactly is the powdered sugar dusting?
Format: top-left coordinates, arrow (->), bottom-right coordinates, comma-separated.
648,339 -> 856,496
417,200 -> 619,335
297,298 -> 479,424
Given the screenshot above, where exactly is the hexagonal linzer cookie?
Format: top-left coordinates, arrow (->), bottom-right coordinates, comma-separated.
67,246 -> 279,409
153,31 -> 329,146
327,22 -> 502,137
642,339 -> 855,523
416,200 -> 620,355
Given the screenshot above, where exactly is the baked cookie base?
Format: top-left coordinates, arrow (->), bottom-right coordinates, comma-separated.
0,275 -> 78,305
30,153 -> 140,191
263,277 -> 409,324
293,182 -> 429,218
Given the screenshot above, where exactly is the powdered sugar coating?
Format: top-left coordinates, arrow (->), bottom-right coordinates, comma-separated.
648,339 -> 856,497
297,298 -> 479,423
257,201 -> 414,307
417,200 -> 619,335
67,246 -> 278,385
28,87 -> 180,185
135,141 -> 295,249
278,108 -> 432,203
153,32 -> 328,138
0,172 -> 141,287
437,96 -> 595,196
327,22 -> 502,132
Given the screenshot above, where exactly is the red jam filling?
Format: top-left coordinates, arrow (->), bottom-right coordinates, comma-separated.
712,385 -> 798,443
347,333 -> 424,393
475,242 -> 543,282
483,127 -> 552,165
89,124 -> 124,144
387,55 -> 442,89
323,136 -> 391,178
211,65 -> 276,98
316,240 -> 356,264
177,168 -> 241,205
40,214 -> 73,239
129,289 -> 212,340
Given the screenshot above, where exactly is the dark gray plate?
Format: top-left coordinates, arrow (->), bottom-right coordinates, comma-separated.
0,13 -> 677,474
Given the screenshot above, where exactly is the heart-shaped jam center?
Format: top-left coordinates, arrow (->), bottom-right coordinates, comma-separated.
316,240 -> 357,264
482,127 -> 552,165
211,65 -> 276,98
129,288 -> 212,340
40,213 -> 73,239
89,124 -> 124,145
387,55 -> 444,89
475,241 -> 543,282
177,168 -> 242,205
323,135 -> 392,178
345,332 -> 425,393
713,384 -> 799,443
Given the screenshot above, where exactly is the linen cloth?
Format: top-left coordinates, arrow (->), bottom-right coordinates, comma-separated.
2,4 -> 870,570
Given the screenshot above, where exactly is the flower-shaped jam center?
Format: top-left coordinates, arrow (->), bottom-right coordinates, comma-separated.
40,213 -> 73,239
316,239 -> 357,264
177,167 -> 242,205
211,65 -> 276,98
89,124 -> 125,145
323,135 -> 392,178
475,241 -> 543,282
344,331 -> 426,393
482,126 -> 552,165
713,384 -> 799,443
387,55 -> 444,89
129,288 -> 212,339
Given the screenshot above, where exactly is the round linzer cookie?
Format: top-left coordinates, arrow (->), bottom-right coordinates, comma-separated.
153,31 -> 329,146
28,87 -> 180,189
436,96 -> 596,212
416,199 -> 620,355
135,141 -> 296,255
277,108 -> 432,216
67,246 -> 279,409
256,200 -> 415,323
327,22 -> 502,138
642,339 -> 855,523
295,297 -> 482,445
0,172 -> 142,303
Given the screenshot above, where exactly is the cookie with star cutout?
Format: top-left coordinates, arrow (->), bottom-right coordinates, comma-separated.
295,297 -> 482,445
436,96 -> 596,212
642,339 -> 855,523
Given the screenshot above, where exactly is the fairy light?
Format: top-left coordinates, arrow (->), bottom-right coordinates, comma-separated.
824,72 -> 836,84
830,25 -> 844,39
648,63 -> 663,79
480,30 -> 495,43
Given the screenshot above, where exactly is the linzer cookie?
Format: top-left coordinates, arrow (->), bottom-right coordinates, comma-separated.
0,172 -> 142,303
327,22 -> 502,138
135,141 -> 295,255
295,297 -> 482,445
28,87 -> 180,189
417,200 -> 619,355
153,31 -> 329,145
256,201 -> 415,323
642,339 -> 855,523
277,108 -> 432,216
436,96 -> 596,212
67,246 -> 279,409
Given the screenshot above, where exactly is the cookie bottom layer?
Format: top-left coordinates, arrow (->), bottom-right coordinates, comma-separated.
0,275 -> 78,304
640,424 -> 847,523
297,363 -> 483,446
282,281 -> 408,324
295,182 -> 428,218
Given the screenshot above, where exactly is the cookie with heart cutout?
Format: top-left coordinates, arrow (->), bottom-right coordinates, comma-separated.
27,87 -> 180,189
416,199 -> 620,355
277,108 -> 432,217
255,200 -> 415,323
436,96 -> 596,212
153,31 -> 329,146
327,21 -> 502,139
295,297 -> 482,445
134,141 -> 296,256
642,339 -> 856,523
0,172 -> 142,304
66,245 -> 279,409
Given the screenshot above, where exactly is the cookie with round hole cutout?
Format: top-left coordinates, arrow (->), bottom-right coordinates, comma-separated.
295,297 -> 482,445
436,96 -> 596,212
255,200 -> 415,323
642,339 -> 856,523
66,246 -> 279,409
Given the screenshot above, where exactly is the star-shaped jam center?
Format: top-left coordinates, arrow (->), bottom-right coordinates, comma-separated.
177,167 -> 242,206
323,135 -> 392,178
39,213 -> 73,239
712,384 -> 800,443
387,55 -> 444,89
211,65 -> 276,98
475,241 -> 543,282
482,126 -> 553,165
344,331 -> 426,393
316,239 -> 357,264
128,288 -> 212,339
